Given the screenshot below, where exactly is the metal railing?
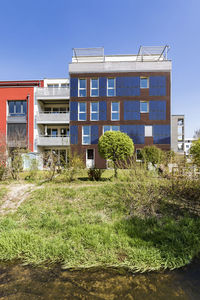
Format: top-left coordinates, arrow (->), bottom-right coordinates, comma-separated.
37,136 -> 70,146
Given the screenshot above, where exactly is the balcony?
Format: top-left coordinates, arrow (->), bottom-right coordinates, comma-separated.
36,87 -> 70,99
37,112 -> 70,124
7,115 -> 27,123
37,136 -> 70,146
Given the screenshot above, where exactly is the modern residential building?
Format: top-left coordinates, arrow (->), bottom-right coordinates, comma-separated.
34,78 -> 70,166
0,80 -> 43,151
69,46 -> 171,168
171,115 -> 185,154
0,46 -> 173,169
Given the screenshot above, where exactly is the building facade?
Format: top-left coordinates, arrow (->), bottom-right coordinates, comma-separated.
69,47 -> 171,168
34,78 -> 70,165
0,46 -> 172,168
0,80 -> 43,151
171,115 -> 185,154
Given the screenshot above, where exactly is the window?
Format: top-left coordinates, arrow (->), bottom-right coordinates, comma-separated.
111,102 -> 119,120
90,79 -> 99,97
140,101 -> 149,113
61,84 -> 68,88
103,125 -> 120,134
145,125 -> 152,137
140,77 -> 149,89
52,129 -> 58,137
78,79 -> 86,97
47,84 -> 59,88
90,102 -> 99,121
8,101 -> 27,116
82,126 -> 91,145
136,149 -> 143,161
60,128 -> 67,136
78,102 -> 86,121
107,78 -> 115,96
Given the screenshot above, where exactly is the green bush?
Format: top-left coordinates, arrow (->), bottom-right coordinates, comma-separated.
88,168 -> 104,181
98,131 -> 134,178
141,145 -> 164,166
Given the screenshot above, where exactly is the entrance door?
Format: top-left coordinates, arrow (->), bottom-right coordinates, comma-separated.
86,149 -> 94,168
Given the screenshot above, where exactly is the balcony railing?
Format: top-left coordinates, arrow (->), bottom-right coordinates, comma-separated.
7,115 -> 27,123
37,112 -> 70,124
37,136 -> 70,146
36,87 -> 70,98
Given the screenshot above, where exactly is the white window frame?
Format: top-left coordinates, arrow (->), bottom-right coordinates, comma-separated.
90,102 -> 99,121
111,102 -> 120,121
140,101 -> 149,113
90,78 -> 99,97
140,77 -> 149,89
78,102 -> 86,121
145,125 -> 153,137
82,126 -> 91,145
103,125 -> 120,134
107,78 -> 116,96
78,79 -> 87,97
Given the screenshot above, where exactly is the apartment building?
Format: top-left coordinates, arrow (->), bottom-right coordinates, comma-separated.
0,80 -> 43,151
171,115 -> 185,154
0,46 -> 172,169
69,46 -> 171,168
34,78 -> 70,166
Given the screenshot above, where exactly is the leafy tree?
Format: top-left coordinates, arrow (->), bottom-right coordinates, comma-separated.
98,131 -> 134,178
141,145 -> 163,166
190,139 -> 200,166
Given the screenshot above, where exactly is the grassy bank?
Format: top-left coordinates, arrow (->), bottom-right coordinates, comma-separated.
0,170 -> 200,272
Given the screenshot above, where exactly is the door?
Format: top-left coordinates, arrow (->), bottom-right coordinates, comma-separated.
86,149 -> 94,168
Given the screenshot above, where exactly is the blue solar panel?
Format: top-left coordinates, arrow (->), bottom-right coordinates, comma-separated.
70,102 -> 78,121
153,125 -> 170,144
70,125 -> 78,144
91,125 -> 99,144
149,76 -> 166,96
70,78 -> 78,97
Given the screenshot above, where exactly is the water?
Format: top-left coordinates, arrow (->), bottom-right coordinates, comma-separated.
0,261 -> 200,299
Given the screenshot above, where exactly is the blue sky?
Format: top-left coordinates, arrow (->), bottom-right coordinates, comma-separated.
0,0 -> 199,137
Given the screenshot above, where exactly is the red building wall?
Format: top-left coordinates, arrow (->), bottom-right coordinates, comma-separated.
0,81 -> 43,151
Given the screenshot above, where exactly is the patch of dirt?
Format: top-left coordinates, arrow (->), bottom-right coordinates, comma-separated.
0,183 -> 39,215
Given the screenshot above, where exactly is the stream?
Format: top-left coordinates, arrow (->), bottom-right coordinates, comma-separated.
0,261 -> 200,299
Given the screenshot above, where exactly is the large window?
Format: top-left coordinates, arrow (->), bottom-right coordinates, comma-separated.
140,101 -> 149,113
90,102 -> 99,121
82,126 -> 91,145
103,125 -> 120,134
140,77 -> 149,88
78,79 -> 86,97
8,101 -> 27,116
78,102 -> 86,121
107,78 -> 115,96
90,78 -> 99,97
7,123 -> 26,142
111,102 -> 119,121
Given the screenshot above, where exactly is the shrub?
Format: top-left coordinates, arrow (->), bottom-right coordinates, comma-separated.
88,168 -> 104,181
141,146 -> 164,166
63,151 -> 84,182
98,131 -> 134,178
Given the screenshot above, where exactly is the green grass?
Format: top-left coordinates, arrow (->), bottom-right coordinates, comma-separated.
0,174 -> 200,272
